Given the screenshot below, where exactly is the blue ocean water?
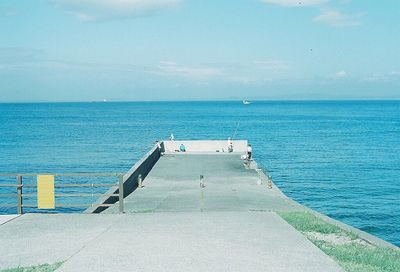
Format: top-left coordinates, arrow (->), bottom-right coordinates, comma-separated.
0,101 -> 399,246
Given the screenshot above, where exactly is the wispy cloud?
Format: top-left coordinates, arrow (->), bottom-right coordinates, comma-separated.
260,0 -> 365,28
228,76 -> 272,86
362,73 -> 387,82
0,47 -> 155,74
259,0 -> 328,7
313,9 -> 363,27
390,71 -> 400,76
362,71 -> 400,82
156,61 -> 224,80
253,60 -> 290,71
53,0 -> 182,22
0,47 -> 46,64
2,10 -> 18,17
329,70 -> 347,79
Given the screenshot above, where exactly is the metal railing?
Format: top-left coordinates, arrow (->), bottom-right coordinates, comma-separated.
0,173 -> 125,214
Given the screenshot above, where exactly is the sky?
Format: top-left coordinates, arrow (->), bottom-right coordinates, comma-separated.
0,0 -> 400,102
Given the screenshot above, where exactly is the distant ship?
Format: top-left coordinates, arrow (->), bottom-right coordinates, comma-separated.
242,99 -> 252,105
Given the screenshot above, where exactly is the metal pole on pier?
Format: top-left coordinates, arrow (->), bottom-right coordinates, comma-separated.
118,175 -> 124,214
16,175 -> 23,215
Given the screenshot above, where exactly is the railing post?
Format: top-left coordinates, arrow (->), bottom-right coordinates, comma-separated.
118,175 -> 124,214
16,175 -> 23,214
267,175 -> 273,189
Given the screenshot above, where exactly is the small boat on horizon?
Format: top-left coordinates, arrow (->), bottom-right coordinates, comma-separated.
242,99 -> 252,105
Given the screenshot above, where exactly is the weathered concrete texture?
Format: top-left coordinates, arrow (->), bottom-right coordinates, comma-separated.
0,214 -> 119,269
0,212 -> 342,272
0,214 -> 19,226
104,154 -> 300,213
58,212 -> 343,272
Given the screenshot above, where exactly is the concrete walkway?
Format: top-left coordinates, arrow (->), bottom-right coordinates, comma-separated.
0,214 -> 19,226
0,152 -> 343,271
105,154 -> 301,213
0,212 -> 343,272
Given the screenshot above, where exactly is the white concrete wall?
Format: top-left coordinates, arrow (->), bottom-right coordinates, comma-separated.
163,140 -> 248,154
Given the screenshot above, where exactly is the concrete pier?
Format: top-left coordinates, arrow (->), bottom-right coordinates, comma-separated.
103,153 -> 300,213
0,140 -> 347,271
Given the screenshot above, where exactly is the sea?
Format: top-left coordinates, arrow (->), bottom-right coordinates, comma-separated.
0,101 -> 399,246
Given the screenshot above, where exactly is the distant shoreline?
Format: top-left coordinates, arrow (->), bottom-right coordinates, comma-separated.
1,99 -> 399,104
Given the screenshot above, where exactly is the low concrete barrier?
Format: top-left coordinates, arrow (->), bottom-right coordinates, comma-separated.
85,142 -> 163,213
163,140 -> 248,154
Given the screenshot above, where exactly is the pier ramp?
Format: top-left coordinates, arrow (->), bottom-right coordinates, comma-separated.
0,140 -> 343,272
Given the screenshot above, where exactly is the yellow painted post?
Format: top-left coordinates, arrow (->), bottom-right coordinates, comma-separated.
37,175 -> 55,209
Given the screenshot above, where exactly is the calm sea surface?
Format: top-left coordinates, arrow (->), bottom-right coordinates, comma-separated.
0,101 -> 399,246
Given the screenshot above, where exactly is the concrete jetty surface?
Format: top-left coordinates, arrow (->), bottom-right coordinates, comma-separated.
104,153 -> 300,213
0,140 -> 344,271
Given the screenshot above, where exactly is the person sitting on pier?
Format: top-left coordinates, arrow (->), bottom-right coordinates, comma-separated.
247,144 -> 252,160
179,143 -> 186,152
228,137 -> 233,152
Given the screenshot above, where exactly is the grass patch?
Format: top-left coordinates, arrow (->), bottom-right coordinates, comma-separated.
316,241 -> 400,272
1,262 -> 63,272
279,211 -> 343,234
279,211 -> 400,272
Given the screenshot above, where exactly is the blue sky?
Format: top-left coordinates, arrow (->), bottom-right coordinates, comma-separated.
0,0 -> 399,101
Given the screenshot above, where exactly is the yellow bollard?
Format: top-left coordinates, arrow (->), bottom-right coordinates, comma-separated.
37,175 -> 55,209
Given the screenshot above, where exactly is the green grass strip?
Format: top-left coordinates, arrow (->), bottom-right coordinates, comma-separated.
278,211 -> 400,272
279,211 -> 343,234
1,262 -> 63,272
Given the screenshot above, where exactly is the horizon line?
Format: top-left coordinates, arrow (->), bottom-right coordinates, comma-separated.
1,98 -> 400,104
